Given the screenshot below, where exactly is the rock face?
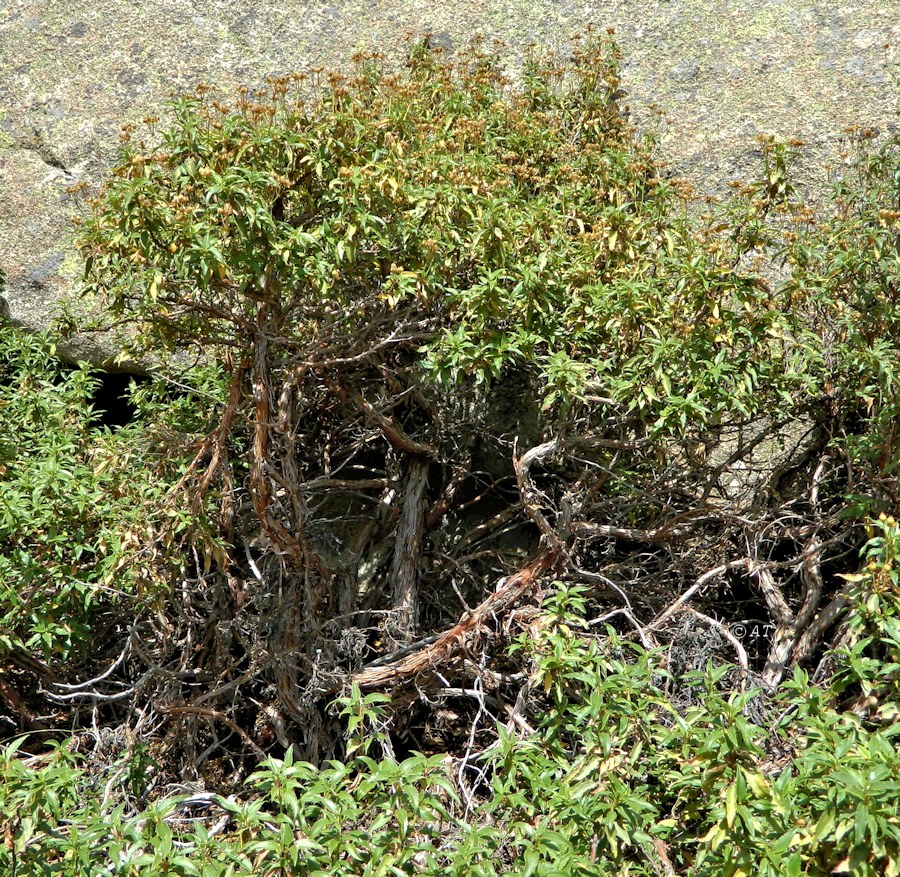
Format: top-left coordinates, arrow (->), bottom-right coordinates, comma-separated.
0,0 -> 897,363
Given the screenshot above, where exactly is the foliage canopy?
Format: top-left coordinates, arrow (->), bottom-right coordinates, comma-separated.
77,34 -> 897,431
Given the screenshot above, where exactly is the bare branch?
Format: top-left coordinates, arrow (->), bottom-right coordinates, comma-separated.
651,560 -> 749,629
351,545 -> 561,692
390,458 -> 430,639
514,438 -> 561,544
682,607 -> 752,681
159,704 -> 266,758
349,390 -> 435,457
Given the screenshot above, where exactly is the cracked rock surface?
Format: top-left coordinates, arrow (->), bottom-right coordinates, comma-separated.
0,0 -> 897,363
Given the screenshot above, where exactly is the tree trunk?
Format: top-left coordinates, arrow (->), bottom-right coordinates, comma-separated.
391,457 -> 429,640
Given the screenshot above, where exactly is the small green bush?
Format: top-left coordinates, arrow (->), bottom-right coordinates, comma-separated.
0,330 -> 143,660
0,328 -> 221,663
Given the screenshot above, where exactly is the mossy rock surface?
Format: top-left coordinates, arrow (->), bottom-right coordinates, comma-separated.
0,0 -> 896,361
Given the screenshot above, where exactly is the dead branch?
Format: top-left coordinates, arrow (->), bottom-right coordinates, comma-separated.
755,457 -> 831,689
158,704 -> 266,758
752,564 -> 798,691
169,364 -> 244,514
513,438 -> 561,545
196,365 -> 244,504
349,390 -> 435,458
350,544 -> 561,692
651,560 -> 749,629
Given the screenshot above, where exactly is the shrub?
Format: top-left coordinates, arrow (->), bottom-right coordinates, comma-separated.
0,329 -> 171,662
6,590 -> 900,876
2,29 -> 900,877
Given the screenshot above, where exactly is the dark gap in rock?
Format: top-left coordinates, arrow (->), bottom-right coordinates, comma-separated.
89,370 -> 147,429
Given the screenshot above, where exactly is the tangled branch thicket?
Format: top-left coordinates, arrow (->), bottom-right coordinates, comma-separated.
2,32 -> 899,819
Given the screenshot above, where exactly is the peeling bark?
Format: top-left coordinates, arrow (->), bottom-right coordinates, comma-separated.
352,543 -> 561,692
